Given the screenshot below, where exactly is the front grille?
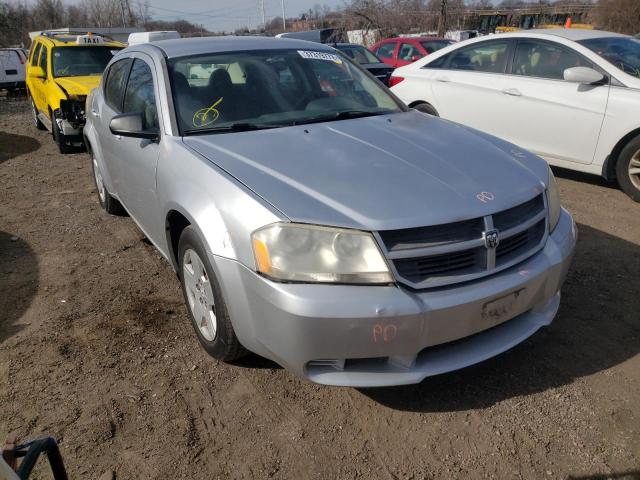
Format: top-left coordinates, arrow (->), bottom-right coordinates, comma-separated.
394,247 -> 484,282
378,193 -> 547,289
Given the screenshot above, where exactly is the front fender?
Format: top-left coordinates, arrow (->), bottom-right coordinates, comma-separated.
157,138 -> 284,271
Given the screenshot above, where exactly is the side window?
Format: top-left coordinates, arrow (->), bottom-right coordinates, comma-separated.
447,41 -> 510,73
422,53 -> 449,69
511,40 -> 593,80
376,43 -> 395,59
104,58 -> 132,112
39,46 -> 48,77
399,43 -> 423,61
123,59 -> 158,130
31,43 -> 41,66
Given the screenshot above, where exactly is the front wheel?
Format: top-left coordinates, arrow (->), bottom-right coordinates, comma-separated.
616,135 -> 640,202
413,102 -> 439,116
52,112 -> 74,154
178,226 -> 246,361
31,99 -> 46,130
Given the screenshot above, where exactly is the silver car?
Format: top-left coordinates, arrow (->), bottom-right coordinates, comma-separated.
84,37 -> 576,387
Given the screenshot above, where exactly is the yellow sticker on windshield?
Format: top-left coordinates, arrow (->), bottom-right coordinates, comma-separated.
193,97 -> 223,128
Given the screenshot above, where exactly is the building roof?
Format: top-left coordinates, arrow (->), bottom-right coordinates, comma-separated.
150,36 -> 335,58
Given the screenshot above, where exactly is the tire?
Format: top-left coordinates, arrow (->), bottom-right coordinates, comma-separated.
89,149 -> 126,215
615,135 -> 640,202
178,226 -> 246,362
52,111 -> 74,154
413,102 -> 439,116
31,98 -> 46,130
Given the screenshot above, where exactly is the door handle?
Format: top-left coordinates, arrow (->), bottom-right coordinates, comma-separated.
502,88 -> 522,96
435,76 -> 450,83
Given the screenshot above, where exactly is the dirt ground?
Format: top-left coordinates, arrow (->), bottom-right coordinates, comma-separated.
0,91 -> 638,480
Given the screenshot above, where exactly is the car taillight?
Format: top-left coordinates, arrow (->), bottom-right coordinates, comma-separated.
389,76 -> 405,87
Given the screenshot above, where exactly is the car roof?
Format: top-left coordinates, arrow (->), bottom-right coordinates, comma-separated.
388,37 -> 450,42
34,34 -> 125,48
504,28 -> 630,42
334,43 -> 366,48
150,36 -> 336,59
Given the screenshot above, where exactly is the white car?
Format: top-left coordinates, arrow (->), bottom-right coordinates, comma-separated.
0,48 -> 27,91
390,29 -> 640,202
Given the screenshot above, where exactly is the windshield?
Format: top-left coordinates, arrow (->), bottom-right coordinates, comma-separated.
169,49 -> 402,134
337,45 -> 382,64
52,46 -> 123,77
578,37 -> 640,78
420,40 -> 453,54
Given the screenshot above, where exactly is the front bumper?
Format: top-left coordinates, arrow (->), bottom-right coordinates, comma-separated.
214,209 -> 577,387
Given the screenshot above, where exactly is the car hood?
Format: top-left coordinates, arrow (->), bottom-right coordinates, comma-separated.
55,76 -> 101,97
184,111 -> 549,231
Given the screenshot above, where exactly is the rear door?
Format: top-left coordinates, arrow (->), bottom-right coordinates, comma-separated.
110,55 -> 162,239
375,41 -> 398,67
498,38 -> 608,165
427,38 -> 515,138
396,42 -> 424,67
95,56 -> 133,195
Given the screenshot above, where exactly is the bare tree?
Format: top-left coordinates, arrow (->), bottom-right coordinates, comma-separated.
592,0 -> 640,35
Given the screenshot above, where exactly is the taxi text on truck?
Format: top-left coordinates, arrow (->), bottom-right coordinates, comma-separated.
26,31 -> 125,153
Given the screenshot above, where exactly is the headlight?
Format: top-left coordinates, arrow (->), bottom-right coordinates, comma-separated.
251,223 -> 394,284
547,167 -> 561,232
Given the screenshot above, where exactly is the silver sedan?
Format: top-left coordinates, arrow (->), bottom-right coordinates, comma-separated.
84,36 -> 576,387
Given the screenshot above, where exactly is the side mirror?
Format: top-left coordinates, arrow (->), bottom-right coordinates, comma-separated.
28,66 -> 45,79
109,112 -> 158,140
563,66 -> 604,85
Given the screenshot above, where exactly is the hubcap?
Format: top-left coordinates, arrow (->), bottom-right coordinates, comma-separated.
629,149 -> 640,190
182,249 -> 217,341
93,157 -> 106,203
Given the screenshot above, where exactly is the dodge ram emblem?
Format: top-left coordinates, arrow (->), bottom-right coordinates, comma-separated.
483,229 -> 500,249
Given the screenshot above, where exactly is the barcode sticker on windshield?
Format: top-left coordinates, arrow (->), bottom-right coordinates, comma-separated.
297,50 -> 342,64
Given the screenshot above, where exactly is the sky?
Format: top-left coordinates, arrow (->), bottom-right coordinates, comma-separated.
142,0 -> 345,32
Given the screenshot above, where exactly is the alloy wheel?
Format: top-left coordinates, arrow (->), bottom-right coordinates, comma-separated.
182,249 -> 217,341
629,149 -> 640,190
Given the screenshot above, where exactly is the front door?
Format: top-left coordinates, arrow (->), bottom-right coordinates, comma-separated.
498,38 -> 608,165
110,55 -> 162,239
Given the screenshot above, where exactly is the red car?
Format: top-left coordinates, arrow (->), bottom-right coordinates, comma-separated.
370,37 -> 454,68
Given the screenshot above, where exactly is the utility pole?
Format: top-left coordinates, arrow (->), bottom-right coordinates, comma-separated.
437,0 -> 447,37
281,0 -> 286,31
260,0 -> 266,31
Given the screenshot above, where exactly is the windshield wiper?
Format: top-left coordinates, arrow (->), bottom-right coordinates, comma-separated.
184,122 -> 287,135
293,109 -> 394,126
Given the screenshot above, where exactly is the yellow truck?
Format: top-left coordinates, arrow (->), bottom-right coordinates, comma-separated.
26,31 -> 125,153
